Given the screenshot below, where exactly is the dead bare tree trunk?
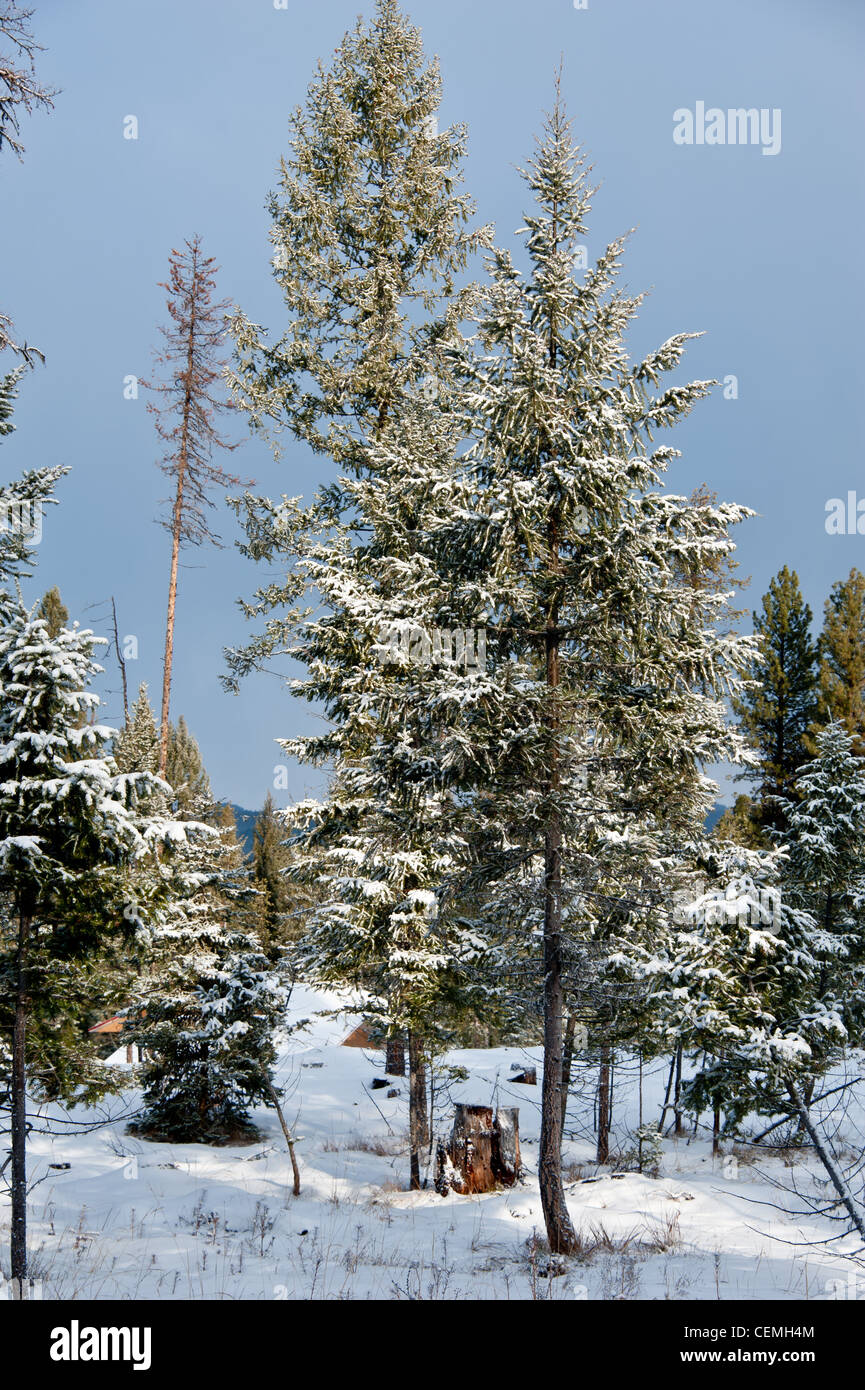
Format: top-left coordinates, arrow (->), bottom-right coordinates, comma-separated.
659,1050 -> 676,1133
786,1078 -> 865,1243
263,1077 -> 301,1196
560,1012 -> 577,1133
158,363 -> 191,776
673,1041 -> 684,1135
10,913 -> 31,1292
408,1030 -> 429,1190
145,240 -> 244,775
110,596 -> 129,727
596,1042 -> 611,1164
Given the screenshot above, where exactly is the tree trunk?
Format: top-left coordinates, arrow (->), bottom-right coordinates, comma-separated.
263,1077 -> 301,1196
596,1042 -> 611,1164
386,1033 -> 406,1077
673,1041 -> 684,1136
638,1050 -> 644,1172
712,1103 -> 721,1156
10,914 -> 31,1292
158,308 -> 196,775
540,801 -> 577,1250
407,1030 -> 429,1191
785,1078 -> 865,1243
796,1074 -> 815,1137
659,1050 -> 676,1133
535,179 -> 576,1256
111,596 -> 129,726
560,1012 -> 577,1132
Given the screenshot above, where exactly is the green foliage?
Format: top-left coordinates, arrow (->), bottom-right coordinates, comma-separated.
36,585 -> 68,639
228,0 -> 490,476
733,566 -> 819,828
113,683 -> 160,777
819,568 -> 865,757
131,801 -> 283,1144
165,715 -> 212,815
251,792 -> 294,958
714,794 -> 767,850
0,605 -> 179,1107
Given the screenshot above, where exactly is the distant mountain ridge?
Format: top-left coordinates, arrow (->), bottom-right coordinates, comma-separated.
228,804 -> 259,857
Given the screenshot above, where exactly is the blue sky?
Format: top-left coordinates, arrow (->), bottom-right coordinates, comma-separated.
2,0 -> 863,809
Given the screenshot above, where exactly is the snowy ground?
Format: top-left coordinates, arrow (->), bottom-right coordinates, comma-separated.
3,985 -> 863,1301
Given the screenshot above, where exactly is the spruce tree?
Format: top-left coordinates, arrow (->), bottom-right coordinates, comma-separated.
733,566 -> 819,828
777,721 -> 865,971
0,371 -> 65,579
131,788 -> 284,1144
628,843 -> 827,1134
36,585 -> 68,638
0,602 -> 186,1289
251,791 -> 292,957
819,568 -> 865,757
432,92 -> 755,1252
164,715 -> 212,816
226,0 -> 492,1187
113,682 -> 160,775
228,0 -> 489,477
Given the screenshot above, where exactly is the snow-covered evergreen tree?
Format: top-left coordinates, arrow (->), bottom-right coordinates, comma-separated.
0,368 -> 66,588
131,783 -> 283,1144
621,843 -> 823,1134
819,570 -> 865,757
36,585 -> 68,639
775,721 -> 865,1063
733,565 -> 819,830
251,791 -> 294,959
624,730 -> 865,1141
427,91 -> 757,1251
276,360 -> 527,1185
0,601 -> 191,1288
225,0 -> 494,1187
164,714 -> 212,816
227,0 -> 489,478
113,682 -> 160,776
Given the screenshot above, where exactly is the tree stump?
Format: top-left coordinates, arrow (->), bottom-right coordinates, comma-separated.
495,1106 -> 521,1184
435,1104 -> 521,1195
511,1067 -> 536,1085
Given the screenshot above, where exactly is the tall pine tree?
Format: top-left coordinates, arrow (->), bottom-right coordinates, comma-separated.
819,568 -> 865,757
733,566 -> 819,830
432,90 -> 755,1252
226,0 -> 492,1187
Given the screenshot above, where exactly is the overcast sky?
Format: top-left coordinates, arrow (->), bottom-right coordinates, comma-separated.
2,0 -> 863,809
